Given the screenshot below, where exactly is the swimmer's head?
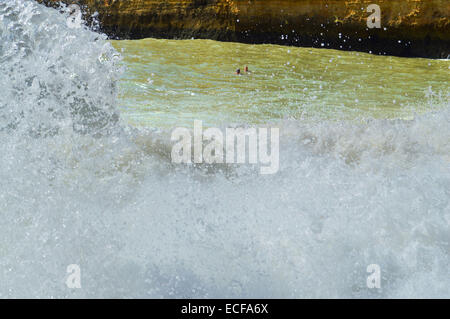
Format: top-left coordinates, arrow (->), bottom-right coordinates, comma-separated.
236,68 -> 241,75
245,66 -> 248,72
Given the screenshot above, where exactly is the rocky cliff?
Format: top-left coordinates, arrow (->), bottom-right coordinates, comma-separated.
37,0 -> 450,58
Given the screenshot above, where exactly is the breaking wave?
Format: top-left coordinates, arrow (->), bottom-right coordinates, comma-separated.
0,0 -> 449,298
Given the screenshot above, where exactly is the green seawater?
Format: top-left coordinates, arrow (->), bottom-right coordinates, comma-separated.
111,38 -> 449,128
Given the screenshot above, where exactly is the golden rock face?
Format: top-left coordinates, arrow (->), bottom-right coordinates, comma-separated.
37,0 -> 449,58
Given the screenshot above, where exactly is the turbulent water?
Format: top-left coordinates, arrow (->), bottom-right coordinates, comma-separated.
0,0 -> 449,298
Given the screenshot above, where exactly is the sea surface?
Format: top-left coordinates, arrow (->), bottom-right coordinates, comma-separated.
0,0 -> 449,298
112,38 -> 449,127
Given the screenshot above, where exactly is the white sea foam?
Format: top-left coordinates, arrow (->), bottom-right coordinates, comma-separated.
0,0 -> 448,298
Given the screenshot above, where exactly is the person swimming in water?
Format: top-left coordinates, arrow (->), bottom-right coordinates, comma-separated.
236,66 -> 250,75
